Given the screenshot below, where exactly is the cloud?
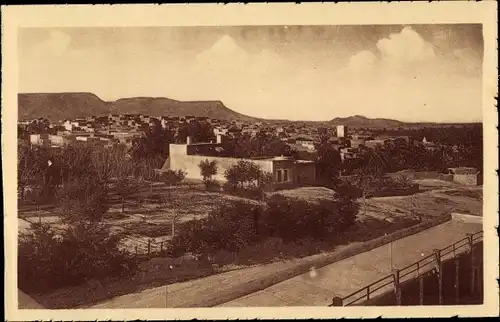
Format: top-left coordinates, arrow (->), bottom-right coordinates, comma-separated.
35,30 -> 73,57
347,50 -> 377,72
343,27 -> 437,77
376,27 -> 435,64
195,35 -> 250,73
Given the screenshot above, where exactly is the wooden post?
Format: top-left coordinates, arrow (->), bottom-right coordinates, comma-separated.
455,256 -> 460,304
416,261 -> 424,305
419,274 -> 424,305
135,245 -> 138,256
165,285 -> 168,308
393,269 -> 402,305
433,249 -> 443,305
330,296 -> 343,307
160,241 -> 164,254
147,239 -> 151,257
467,234 -> 475,296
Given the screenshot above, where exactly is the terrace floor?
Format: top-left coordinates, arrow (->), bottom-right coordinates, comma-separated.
217,218 -> 481,307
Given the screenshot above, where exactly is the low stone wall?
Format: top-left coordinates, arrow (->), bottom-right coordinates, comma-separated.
183,214 -> 453,307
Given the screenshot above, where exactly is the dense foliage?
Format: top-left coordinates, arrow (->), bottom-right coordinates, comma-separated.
169,193 -> 359,258
18,221 -> 136,293
18,144 -> 137,294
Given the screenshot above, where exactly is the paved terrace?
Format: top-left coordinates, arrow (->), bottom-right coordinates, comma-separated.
219,218 -> 481,307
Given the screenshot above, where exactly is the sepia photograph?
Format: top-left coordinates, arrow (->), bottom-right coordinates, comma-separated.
2,2 -> 498,320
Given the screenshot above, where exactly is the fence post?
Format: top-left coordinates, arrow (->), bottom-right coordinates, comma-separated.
455,253 -> 460,304
135,245 -> 138,256
148,239 -> 151,257
419,273 -> 425,305
160,241 -> 164,254
393,269 -> 402,305
330,296 -> 343,307
467,233 -> 476,296
416,261 -> 424,305
433,249 -> 443,305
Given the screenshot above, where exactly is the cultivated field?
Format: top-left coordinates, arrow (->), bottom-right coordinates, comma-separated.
362,180 -> 482,222
18,182 -> 260,254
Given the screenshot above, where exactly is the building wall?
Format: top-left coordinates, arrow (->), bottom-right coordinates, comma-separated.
350,138 -> 365,148
365,140 -> 386,148
169,143 -> 316,186
296,163 -> 316,185
49,135 -> 65,146
273,159 -> 295,185
169,145 -> 274,182
453,174 -> 478,186
29,134 -> 40,145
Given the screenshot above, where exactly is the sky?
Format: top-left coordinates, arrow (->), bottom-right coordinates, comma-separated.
18,24 -> 483,122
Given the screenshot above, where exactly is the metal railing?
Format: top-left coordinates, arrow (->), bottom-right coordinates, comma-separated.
330,230 -> 483,306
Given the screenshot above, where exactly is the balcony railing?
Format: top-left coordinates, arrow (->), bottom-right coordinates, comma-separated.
329,230 -> 483,306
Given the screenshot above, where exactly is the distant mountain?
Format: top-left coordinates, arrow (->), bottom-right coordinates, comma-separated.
110,97 -> 256,121
18,93 -> 258,121
18,93 -> 110,121
328,115 -> 405,129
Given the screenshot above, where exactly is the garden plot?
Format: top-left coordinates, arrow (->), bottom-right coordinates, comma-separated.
364,186 -> 482,221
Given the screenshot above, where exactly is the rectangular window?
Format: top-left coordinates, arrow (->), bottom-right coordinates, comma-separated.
284,169 -> 289,182
277,170 -> 282,182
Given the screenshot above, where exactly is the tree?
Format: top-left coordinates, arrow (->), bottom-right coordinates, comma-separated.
91,144 -> 128,184
18,219 -> 135,293
131,124 -> 175,161
170,199 -> 184,238
18,146 -> 48,202
314,134 -> 342,187
224,160 -> 262,188
396,174 -> 413,188
198,159 -> 218,181
55,145 -> 96,187
160,169 -> 186,198
114,159 -> 140,213
351,169 -> 378,217
170,201 -> 259,255
263,194 -> 358,241
58,176 -> 109,222
358,147 -> 390,177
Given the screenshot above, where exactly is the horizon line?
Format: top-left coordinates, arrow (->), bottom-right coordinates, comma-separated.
18,92 -> 483,124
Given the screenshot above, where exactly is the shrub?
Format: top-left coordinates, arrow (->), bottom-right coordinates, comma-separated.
161,169 -> 186,186
170,201 -> 260,256
204,179 -> 221,192
198,159 -> 218,181
57,176 -> 109,222
224,160 -> 271,189
18,221 -> 136,293
222,182 -> 264,200
169,191 -> 359,263
263,193 -> 358,241
263,195 -> 312,241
